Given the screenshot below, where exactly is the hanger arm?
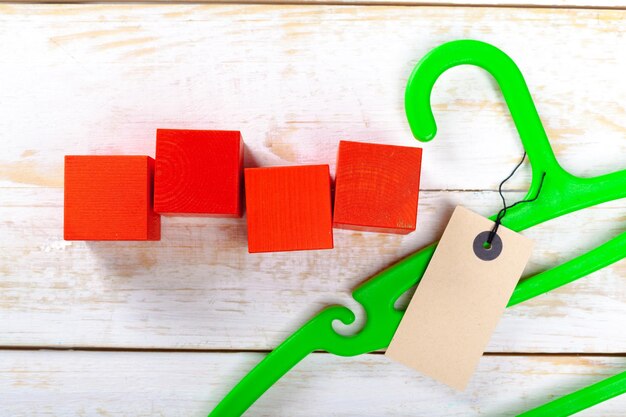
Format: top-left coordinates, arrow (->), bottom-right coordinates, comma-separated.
208,232 -> 625,417
518,369 -> 626,417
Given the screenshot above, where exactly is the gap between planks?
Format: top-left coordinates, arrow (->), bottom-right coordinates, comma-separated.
4,1 -> 626,11
0,346 -> 625,357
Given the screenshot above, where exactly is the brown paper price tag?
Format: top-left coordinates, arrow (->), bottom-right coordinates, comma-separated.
385,206 -> 533,390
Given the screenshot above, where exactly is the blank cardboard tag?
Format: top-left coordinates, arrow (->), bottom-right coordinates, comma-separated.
385,205 -> 533,391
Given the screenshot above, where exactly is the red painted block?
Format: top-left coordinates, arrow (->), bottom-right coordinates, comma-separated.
245,165 -> 333,253
154,129 -> 243,217
64,155 -> 160,241
333,140 -> 422,234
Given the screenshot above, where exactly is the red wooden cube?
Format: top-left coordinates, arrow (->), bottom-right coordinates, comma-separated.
333,140 -> 422,234
245,165 -> 333,253
64,155 -> 161,241
154,129 -> 243,216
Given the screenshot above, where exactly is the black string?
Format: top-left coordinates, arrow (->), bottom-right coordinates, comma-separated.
486,152 -> 546,246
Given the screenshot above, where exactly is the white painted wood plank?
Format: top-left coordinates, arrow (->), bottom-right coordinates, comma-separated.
1,187 -> 623,352
0,6 -> 624,416
1,350 -> 625,416
0,5 -> 624,191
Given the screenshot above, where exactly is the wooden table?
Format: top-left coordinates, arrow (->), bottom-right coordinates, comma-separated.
0,2 -> 625,416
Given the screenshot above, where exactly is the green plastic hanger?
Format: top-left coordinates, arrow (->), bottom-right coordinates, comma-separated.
208,40 -> 626,417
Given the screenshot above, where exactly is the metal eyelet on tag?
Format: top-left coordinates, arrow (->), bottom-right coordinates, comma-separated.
473,231 -> 503,261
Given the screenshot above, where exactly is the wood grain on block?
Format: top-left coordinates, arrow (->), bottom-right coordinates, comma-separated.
64,156 -> 160,241
333,140 -> 422,234
245,165 -> 333,253
154,129 -> 243,217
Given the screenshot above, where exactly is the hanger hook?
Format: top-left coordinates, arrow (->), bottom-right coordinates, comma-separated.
405,40 -> 562,178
